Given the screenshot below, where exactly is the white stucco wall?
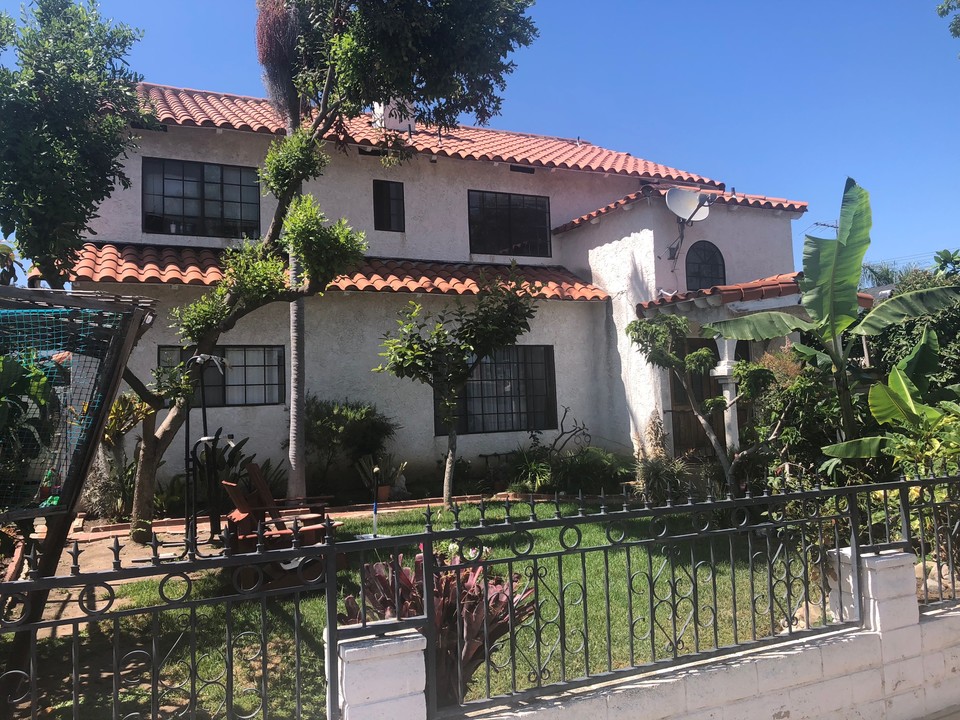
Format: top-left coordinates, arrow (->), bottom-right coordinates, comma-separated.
83,120 -> 805,473
89,280 -> 627,484
555,193 -> 800,455
88,123 -> 642,264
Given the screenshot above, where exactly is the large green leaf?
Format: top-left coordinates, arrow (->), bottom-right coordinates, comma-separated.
822,436 -> 887,458
851,286 -> 960,336
895,327 -> 939,398
702,311 -> 816,341
798,178 -> 871,340
868,367 -> 942,427
869,380 -> 918,427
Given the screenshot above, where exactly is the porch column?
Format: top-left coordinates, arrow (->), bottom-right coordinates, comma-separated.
710,337 -> 739,452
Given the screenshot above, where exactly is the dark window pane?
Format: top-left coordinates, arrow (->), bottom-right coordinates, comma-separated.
157,345 -> 285,408
435,345 -> 557,435
468,190 -> 549,257
373,179 -> 405,232
686,241 -> 726,291
143,158 -> 259,238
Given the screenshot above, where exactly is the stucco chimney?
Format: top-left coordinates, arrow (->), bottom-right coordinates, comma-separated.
372,100 -> 415,133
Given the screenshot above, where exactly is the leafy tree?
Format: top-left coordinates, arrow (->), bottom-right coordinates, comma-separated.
824,329 -> 960,473
703,178 -> 960,443
939,1 -> 960,43
933,249 -> 960,277
0,0 -> 151,287
126,0 -> 537,540
860,260 -> 918,289
732,349 -> 844,484
874,265 -> 960,391
626,315 -> 801,495
378,273 -> 538,508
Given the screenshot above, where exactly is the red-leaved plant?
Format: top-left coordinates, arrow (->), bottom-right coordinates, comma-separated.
339,551 -> 536,705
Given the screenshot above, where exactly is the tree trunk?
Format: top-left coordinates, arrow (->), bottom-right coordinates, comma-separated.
288,254 -> 306,499
130,412 -> 158,544
677,372 -> 735,494
443,424 -> 458,509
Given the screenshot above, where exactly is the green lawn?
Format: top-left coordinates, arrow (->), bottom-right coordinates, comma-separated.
4,502 -> 838,717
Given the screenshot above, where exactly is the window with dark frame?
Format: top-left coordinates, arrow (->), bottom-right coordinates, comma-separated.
468,190 -> 551,257
143,158 -> 260,238
434,345 -> 557,435
373,179 -> 405,232
157,345 -> 285,408
685,241 -> 726,291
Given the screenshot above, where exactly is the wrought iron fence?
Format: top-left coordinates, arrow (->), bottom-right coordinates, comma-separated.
1,474 -> 959,719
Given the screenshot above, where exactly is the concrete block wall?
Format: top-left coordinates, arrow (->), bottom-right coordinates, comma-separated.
331,630 -> 427,720
462,551 -> 960,720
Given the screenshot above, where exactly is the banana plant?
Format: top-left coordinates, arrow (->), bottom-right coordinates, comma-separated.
703,178 -> 960,441
822,364 -> 960,470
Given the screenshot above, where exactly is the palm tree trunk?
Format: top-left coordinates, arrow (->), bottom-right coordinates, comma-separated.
288,250 -> 306,499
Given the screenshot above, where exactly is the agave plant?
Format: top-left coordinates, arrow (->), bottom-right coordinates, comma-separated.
340,550 -> 536,705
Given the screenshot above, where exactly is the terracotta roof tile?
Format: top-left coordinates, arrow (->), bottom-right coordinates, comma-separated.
138,82 -> 718,186
73,243 -> 223,285
636,272 -> 872,317
73,244 -> 608,302
554,185 -> 808,234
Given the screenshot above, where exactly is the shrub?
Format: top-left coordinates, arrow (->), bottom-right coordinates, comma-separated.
301,395 -> 400,484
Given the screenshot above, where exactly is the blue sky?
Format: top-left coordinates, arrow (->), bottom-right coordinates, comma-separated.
3,0 -> 959,270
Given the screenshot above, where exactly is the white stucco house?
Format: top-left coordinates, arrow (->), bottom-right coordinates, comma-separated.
69,82 -> 808,483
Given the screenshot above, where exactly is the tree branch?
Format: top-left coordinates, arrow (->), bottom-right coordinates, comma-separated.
122,368 -> 164,410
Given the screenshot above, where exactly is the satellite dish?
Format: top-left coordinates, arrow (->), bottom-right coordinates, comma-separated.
665,188 -> 710,223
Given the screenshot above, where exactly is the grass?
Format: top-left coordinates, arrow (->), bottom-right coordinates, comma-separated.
2,502 -> 838,716
337,503 -> 834,702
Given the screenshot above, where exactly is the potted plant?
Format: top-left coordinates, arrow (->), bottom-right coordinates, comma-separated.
356,454 -> 408,502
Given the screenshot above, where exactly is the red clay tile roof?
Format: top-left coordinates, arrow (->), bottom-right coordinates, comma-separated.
636,271 -> 872,317
73,244 -> 608,301
554,185 -> 808,234
138,82 -> 719,186
73,243 -> 224,285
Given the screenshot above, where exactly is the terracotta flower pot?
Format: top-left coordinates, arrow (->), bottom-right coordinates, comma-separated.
376,485 -> 392,502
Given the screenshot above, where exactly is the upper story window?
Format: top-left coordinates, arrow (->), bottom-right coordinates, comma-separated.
686,241 -> 726,291
434,345 -> 557,435
143,158 -> 260,239
468,190 -> 551,257
373,180 -> 405,232
158,345 -> 285,407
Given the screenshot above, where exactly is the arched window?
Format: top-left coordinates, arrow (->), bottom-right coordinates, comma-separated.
686,241 -> 725,291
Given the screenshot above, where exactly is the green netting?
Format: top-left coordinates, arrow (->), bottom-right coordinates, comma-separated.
0,291 -> 152,520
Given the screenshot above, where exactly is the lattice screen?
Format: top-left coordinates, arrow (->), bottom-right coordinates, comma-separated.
0,288 -> 153,521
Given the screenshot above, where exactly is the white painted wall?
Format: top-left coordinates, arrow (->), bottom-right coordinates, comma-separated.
83,120 -> 805,475
87,280 -> 625,484
89,124 -> 642,263
556,192 -> 800,455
